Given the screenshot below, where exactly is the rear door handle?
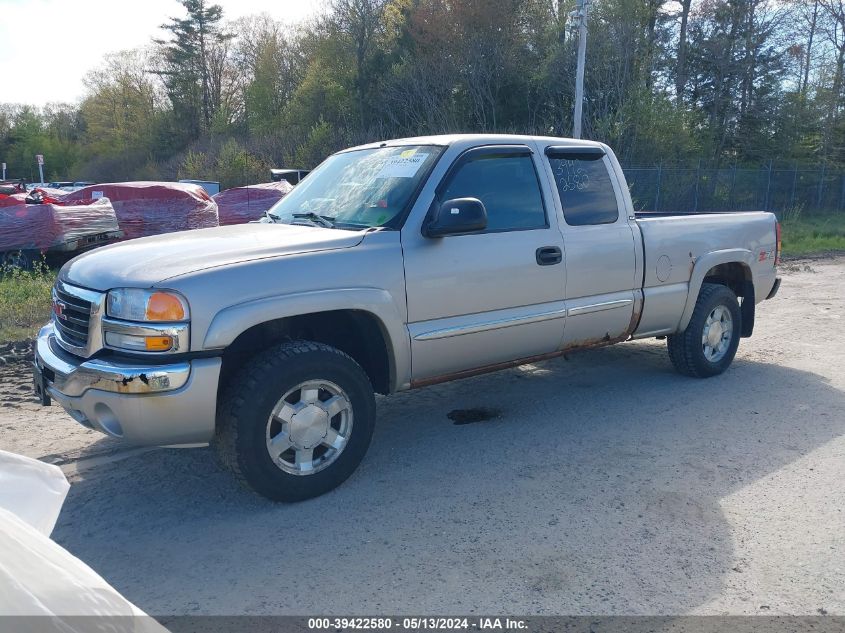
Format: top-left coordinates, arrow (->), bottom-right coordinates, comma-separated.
536,246 -> 562,266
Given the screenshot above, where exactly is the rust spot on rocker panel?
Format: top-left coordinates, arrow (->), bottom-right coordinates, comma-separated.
411,301 -> 644,390
410,349 -> 569,389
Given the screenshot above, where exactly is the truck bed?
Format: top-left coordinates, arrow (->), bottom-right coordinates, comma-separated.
631,210 -> 779,338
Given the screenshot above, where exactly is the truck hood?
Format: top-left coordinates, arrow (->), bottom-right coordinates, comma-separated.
60,223 -> 366,291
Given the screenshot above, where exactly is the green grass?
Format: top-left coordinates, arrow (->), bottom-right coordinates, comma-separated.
780,211 -> 845,257
0,263 -> 56,344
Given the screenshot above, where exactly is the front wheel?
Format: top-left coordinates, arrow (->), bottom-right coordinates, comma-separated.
216,340 -> 376,501
667,283 -> 742,378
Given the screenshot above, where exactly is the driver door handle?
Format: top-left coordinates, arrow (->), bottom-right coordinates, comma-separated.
536,246 -> 562,266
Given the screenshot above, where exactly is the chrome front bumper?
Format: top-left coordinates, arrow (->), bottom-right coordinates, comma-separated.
34,324 -> 221,446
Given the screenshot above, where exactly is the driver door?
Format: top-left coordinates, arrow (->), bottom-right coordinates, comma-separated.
401,145 -> 567,383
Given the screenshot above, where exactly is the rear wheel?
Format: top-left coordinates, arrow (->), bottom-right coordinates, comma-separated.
667,283 -> 741,378
216,340 -> 376,501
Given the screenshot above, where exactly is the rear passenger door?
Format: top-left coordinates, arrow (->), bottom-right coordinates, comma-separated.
402,145 -> 567,382
543,146 -> 639,347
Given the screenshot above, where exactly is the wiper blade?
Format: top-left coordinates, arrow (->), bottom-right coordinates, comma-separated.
334,221 -> 372,230
292,212 -> 336,228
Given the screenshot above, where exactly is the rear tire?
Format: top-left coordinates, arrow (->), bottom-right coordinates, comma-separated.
216,340 -> 376,501
667,283 -> 741,378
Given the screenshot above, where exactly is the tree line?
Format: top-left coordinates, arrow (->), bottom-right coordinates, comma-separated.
0,0 -> 837,188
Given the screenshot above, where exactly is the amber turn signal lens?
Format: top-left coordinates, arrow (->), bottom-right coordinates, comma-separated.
145,336 -> 173,352
146,292 -> 186,321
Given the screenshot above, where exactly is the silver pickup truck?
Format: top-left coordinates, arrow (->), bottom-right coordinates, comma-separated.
33,134 -> 781,500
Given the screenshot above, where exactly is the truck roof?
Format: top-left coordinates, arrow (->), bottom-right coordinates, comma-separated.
343,133 -> 606,152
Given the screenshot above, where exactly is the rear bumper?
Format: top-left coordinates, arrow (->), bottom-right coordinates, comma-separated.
34,324 -> 220,446
766,277 -> 781,300
48,230 -> 123,253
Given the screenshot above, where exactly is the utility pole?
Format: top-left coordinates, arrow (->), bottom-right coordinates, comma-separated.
571,0 -> 590,139
36,154 -> 44,186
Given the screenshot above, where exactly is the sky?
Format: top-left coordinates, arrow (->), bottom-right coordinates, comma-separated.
0,0 -> 322,106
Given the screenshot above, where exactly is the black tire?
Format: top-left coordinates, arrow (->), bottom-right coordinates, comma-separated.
667,283 -> 742,378
216,340 -> 376,501
1,249 -> 36,271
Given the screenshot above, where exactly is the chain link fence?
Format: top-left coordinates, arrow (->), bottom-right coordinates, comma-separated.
621,165 -> 845,214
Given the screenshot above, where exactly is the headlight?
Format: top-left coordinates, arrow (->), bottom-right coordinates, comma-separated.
106,289 -> 190,322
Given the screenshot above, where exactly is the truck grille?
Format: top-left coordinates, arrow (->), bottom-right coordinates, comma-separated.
53,283 -> 98,353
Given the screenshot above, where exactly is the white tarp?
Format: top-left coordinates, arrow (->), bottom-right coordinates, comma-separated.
0,450 -> 168,632
0,449 -> 69,536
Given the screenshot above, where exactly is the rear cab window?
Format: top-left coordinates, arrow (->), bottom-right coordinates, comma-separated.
545,147 -> 620,226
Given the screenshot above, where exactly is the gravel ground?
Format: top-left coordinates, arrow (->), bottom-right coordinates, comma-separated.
0,258 -> 843,616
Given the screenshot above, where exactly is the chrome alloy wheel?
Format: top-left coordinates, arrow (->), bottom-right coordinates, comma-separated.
265,380 -> 353,476
701,305 -> 733,363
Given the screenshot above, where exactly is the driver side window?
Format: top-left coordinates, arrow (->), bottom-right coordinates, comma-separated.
441,152 -> 547,232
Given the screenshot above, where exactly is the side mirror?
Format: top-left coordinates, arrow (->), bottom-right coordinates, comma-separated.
424,198 -> 487,238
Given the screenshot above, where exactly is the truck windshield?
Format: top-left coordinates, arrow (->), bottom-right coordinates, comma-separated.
266,145 -> 442,229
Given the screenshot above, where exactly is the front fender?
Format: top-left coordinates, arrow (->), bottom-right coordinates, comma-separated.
677,249 -> 754,332
203,288 -> 411,391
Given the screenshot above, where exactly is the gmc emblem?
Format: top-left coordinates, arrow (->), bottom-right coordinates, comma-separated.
53,299 -> 68,320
